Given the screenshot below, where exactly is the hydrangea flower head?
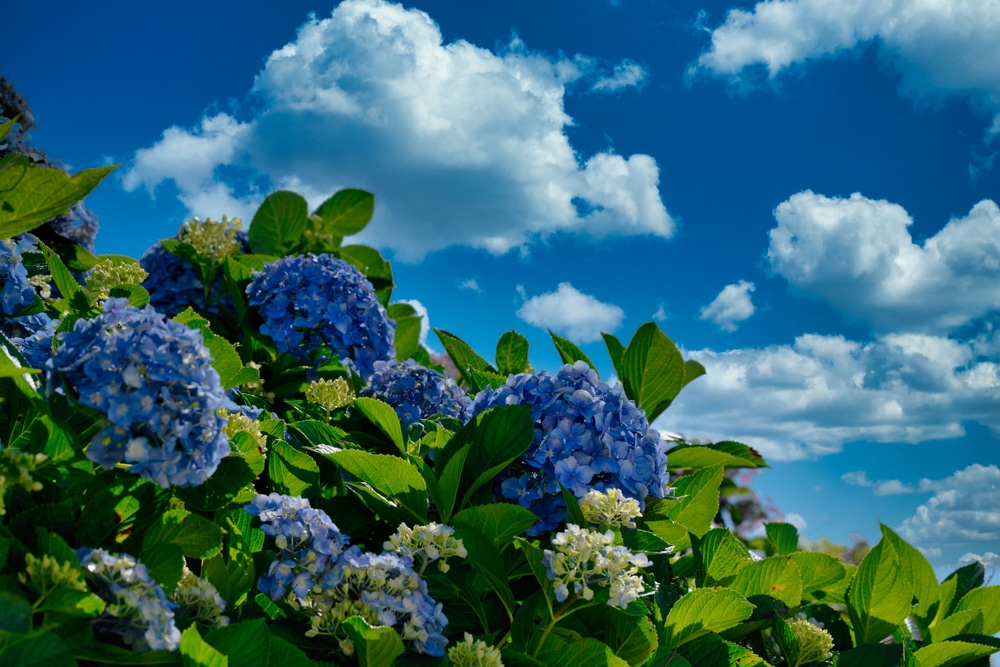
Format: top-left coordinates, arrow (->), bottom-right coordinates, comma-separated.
1,236 -> 37,315
46,298 -> 229,487
83,258 -> 148,303
246,254 -> 394,377
383,522 -> 467,573
470,361 -> 668,533
3,312 -> 57,369
177,215 -> 243,263
171,566 -> 230,631
448,633 -> 504,667
77,547 -> 181,652
580,488 -> 643,529
541,524 -> 650,610
305,377 -> 355,414
361,360 -> 471,425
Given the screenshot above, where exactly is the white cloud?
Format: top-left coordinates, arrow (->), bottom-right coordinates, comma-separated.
897,464 -> 1000,544
768,192 -> 1000,333
693,0 -> 1000,123
699,280 -> 756,331
657,332 -> 1000,461
516,282 -> 625,343
458,278 -> 481,292
591,59 -> 647,92
122,0 -> 674,261
783,512 -> 808,531
652,304 -> 667,322
841,470 -> 873,487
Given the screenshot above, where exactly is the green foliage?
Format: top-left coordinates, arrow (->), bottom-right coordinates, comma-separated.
0,141 -> 996,667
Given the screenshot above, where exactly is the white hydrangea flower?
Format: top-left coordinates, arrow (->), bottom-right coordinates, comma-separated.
579,487 -> 643,529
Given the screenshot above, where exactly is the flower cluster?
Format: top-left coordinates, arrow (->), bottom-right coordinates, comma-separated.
1,236 -> 37,315
222,410 -> 268,455
177,215 -> 243,263
83,258 -> 148,303
246,254 -> 394,377
170,567 -> 229,631
0,445 -> 45,515
579,488 -> 643,529
46,298 -> 229,487
305,377 -> 355,415
383,522 -> 467,574
361,360 -> 472,425
4,313 -> 58,369
447,633 -> 505,667
541,524 -> 650,609
18,553 -> 87,594
77,548 -> 181,652
245,493 -> 448,656
470,361 -> 668,533
788,618 -> 834,666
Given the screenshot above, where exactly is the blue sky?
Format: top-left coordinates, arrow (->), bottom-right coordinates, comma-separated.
5,0 -> 999,576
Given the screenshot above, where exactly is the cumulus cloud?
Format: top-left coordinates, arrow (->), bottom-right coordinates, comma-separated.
783,512 -> 808,531
516,282 -> 625,343
458,278 -> 481,292
657,332 -> 1000,461
591,59 -> 647,92
897,464 -> 1000,544
693,0 -> 1000,124
767,192 -> 1000,333
122,0 -> 673,261
399,298 -> 433,350
841,470 -> 873,488
699,280 -> 755,331
652,304 -> 668,322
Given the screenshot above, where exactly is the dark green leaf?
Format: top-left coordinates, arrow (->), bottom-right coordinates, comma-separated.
451,504 -> 538,545
248,190 -> 308,255
0,630 -> 76,667
677,634 -> 769,666
268,440 -> 320,497
433,328 -> 496,390
0,590 -> 31,633
37,239 -> 81,304
205,619 -> 269,667
549,330 -> 597,375
313,188 -> 374,236
620,323 -> 685,422
602,333 -> 626,381
143,509 -> 224,560
496,330 -> 530,375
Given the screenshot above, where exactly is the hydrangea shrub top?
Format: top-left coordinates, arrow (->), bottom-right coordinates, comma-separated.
361,359 -> 471,425
470,361 -> 668,533
46,298 -> 229,487
246,254 -> 394,377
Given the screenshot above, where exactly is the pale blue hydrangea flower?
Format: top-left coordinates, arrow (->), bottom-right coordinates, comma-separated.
77,547 -> 181,652
471,361 -> 668,534
245,493 -> 448,656
1,236 -> 37,315
46,298 -> 229,487
4,312 -> 58,368
246,254 -> 394,378
361,359 -> 471,425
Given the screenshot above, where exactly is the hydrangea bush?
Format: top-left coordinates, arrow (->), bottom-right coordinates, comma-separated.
1,107 -> 999,667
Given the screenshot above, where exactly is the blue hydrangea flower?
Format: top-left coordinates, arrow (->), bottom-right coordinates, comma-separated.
246,493 -> 448,656
139,230 -> 248,317
46,298 -> 229,487
77,547 -> 181,652
470,361 -> 668,534
246,254 -> 394,377
4,312 -> 58,368
361,359 -> 471,425
1,236 -> 37,316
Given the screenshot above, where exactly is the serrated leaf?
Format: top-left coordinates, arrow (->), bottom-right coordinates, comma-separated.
313,188 -> 374,236
496,329 -> 530,375
765,522 -> 799,555
353,397 -> 405,455
620,323 -> 684,421
666,464 -> 724,538
0,629 -> 76,667
549,330 -> 598,375
535,635 -> 629,667
37,238 -> 81,303
661,588 -> 755,649
790,551 -> 850,600
880,524 -> 939,622
0,162 -> 116,239
606,613 -> 658,665
323,449 -> 427,524
932,609 -> 984,642
392,315 -> 422,362
109,283 -> 150,308
434,328 -> 496,390
143,509 -> 224,560
180,626 -> 228,667
912,640 -> 999,667
697,527 -> 752,586
667,441 -> 767,470
953,586 -> 1000,636
339,244 -> 393,290
268,440 -> 320,497
729,557 -> 802,608
248,190 -> 308,256
677,634 -> 771,667
455,525 -> 515,616
341,617 -> 406,667
847,538 -> 913,644
204,619 -> 269,667
937,561 -> 985,622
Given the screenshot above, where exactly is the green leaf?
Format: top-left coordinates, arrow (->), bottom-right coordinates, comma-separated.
0,630 -> 76,667
696,527 -> 752,586
434,328 -> 496,390
0,161 -> 116,239
181,626 -> 229,667
912,640 -> 1000,667
765,522 -> 799,556
0,117 -> 16,141
37,239 -> 81,304
667,441 -> 767,470
681,359 -> 706,389
847,537 -> 913,645
0,590 -> 31,633
109,283 -> 150,308
205,619 -> 269,667
677,634 -> 771,667
496,330 -> 530,375
392,315 -> 422,362
140,542 -> 185,594
661,588 -> 755,649
790,552 -> 850,601
729,557 -> 803,608
665,464 -> 725,538
313,188 -> 374,236
954,586 -> 1000,636
266,637 -> 314,667
605,612 -> 658,666
172,309 -> 253,391
834,643 -> 907,667
549,330 -> 598,375
470,367 -> 508,390
937,562 -> 985,622
323,449 -> 428,524
338,244 -> 393,294
341,617 -> 406,667
143,509 -> 224,560
601,333 -> 627,381
451,504 -> 540,546
433,443 -> 469,522
247,190 -> 308,255
455,525 -> 516,617
353,397 -> 406,455
620,323 -> 685,422
879,524 -> 939,622
535,635 -> 629,667
932,609 -> 984,641
268,440 -> 320,497
35,586 -> 105,617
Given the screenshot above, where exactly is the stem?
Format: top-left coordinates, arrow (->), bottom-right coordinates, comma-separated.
530,597 -> 578,658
